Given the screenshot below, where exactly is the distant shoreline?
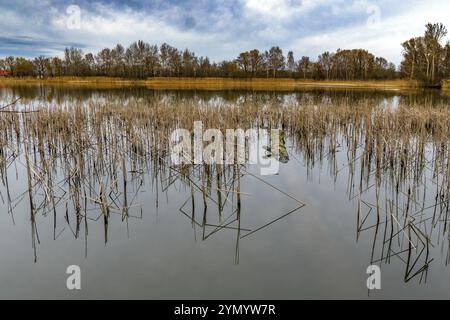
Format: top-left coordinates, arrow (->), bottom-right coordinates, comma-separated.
0,77 -> 430,91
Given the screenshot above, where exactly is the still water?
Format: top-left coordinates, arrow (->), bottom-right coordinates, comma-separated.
0,85 -> 449,299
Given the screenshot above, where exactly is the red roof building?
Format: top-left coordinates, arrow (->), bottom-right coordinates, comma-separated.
0,70 -> 11,77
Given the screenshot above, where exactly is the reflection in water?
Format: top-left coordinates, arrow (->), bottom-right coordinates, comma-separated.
2,84 -> 450,109
0,85 -> 449,298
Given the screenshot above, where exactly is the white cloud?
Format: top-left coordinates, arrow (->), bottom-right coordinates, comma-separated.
48,3 -> 223,57
242,0 -> 332,20
1,0 -> 450,65
289,0 -> 450,63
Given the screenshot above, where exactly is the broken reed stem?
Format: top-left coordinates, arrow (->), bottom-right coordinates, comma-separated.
0,94 -> 449,268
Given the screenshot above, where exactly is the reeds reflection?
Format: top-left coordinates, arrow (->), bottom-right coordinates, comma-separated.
0,88 -> 449,286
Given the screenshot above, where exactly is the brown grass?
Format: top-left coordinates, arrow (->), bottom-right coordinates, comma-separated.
1,96 -> 449,270
1,96 -> 448,187
443,80 -> 450,90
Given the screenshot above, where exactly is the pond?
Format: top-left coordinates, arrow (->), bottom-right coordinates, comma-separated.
0,85 -> 449,299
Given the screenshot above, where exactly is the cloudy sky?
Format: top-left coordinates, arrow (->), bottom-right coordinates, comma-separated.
1,0 -> 449,65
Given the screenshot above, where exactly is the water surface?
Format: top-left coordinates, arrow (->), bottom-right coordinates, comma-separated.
0,85 -> 449,299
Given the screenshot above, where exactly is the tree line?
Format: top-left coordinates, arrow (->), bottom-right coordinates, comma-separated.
401,23 -> 450,85
0,44 -> 397,80
1,23 -> 449,84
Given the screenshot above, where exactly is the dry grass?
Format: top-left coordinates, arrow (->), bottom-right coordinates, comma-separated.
443,80 -> 450,90
1,96 -> 448,199
0,96 -> 449,272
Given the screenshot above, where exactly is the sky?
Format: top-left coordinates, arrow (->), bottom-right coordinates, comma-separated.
1,0 -> 450,65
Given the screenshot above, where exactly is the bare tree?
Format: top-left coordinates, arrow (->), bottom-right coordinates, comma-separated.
268,46 -> 285,78
32,56 -> 49,78
298,56 -> 311,79
236,51 -> 251,75
287,51 -> 295,75
425,23 -> 448,83
318,51 -> 333,80
402,38 -> 420,80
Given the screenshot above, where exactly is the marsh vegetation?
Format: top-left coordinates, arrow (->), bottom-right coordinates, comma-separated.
0,86 -> 449,298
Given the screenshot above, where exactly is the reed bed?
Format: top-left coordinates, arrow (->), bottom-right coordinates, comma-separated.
0,95 -> 449,279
